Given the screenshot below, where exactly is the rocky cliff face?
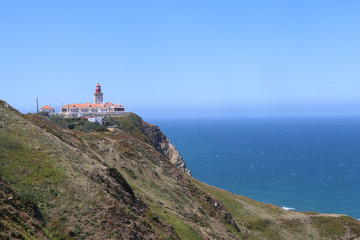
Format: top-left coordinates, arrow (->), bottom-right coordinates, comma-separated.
112,113 -> 191,176
141,121 -> 192,176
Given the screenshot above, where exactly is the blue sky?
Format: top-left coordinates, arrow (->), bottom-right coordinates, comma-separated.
1,1 -> 360,118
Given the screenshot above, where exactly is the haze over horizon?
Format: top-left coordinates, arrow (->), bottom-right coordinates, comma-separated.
1,1 -> 360,118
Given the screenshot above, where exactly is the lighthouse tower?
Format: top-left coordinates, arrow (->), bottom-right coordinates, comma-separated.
94,83 -> 103,104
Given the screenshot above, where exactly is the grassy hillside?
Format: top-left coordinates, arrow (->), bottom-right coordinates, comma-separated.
0,100 -> 359,239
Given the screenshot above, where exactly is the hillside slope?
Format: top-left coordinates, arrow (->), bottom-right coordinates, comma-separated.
0,100 -> 359,240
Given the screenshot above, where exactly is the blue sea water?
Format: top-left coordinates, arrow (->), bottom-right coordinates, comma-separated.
149,117 -> 360,220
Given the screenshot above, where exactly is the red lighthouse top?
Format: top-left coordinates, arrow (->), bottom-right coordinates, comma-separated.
96,83 -> 101,93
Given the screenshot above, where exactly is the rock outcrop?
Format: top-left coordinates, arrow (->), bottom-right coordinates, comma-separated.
113,113 -> 192,175
141,121 -> 192,176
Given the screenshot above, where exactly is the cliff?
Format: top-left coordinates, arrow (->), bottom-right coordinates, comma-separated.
0,100 -> 359,240
113,114 -> 191,176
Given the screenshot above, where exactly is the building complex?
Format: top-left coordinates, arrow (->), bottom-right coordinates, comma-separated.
40,83 -> 127,117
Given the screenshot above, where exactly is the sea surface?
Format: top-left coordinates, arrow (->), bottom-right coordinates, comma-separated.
149,117 -> 360,220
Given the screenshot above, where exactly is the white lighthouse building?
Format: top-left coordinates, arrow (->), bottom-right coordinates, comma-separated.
60,83 -> 127,117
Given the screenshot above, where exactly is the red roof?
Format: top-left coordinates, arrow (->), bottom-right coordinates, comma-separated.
62,102 -> 119,109
61,102 -> 124,110
112,104 -> 124,107
40,105 -> 54,109
96,83 -> 101,87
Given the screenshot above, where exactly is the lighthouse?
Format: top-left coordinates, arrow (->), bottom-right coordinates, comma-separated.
94,83 -> 103,104
60,83 -> 125,117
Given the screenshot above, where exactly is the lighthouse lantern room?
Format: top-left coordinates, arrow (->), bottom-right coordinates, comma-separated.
94,83 -> 103,104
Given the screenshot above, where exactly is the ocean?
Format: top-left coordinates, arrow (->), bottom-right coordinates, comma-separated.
149,117 -> 360,220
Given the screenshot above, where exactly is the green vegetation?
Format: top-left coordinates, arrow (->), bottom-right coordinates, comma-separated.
311,216 -> 360,238
112,114 -> 152,144
48,114 -> 152,140
49,116 -> 108,132
150,206 -> 203,240
36,111 -> 50,117
0,132 -> 64,206
311,216 -> 346,237
194,181 -> 246,218
0,175 -> 61,240
300,211 -> 319,215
